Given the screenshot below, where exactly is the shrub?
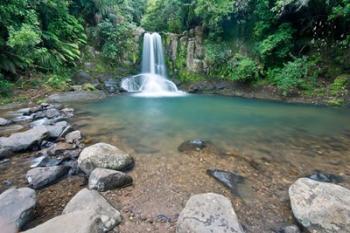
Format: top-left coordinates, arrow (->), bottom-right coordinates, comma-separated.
267,57 -> 320,96
330,74 -> 349,96
225,54 -> 260,83
0,75 -> 14,97
45,74 -> 71,90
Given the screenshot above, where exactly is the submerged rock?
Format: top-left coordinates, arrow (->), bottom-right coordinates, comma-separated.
47,91 -> 106,103
0,126 -> 49,152
88,168 -> 133,192
0,187 -> 36,232
78,143 -> 134,175
62,188 -> 121,231
307,170 -> 343,184
289,178 -> 350,233
176,193 -> 245,233
207,169 -> 244,196
26,166 -> 69,189
178,139 -> 207,152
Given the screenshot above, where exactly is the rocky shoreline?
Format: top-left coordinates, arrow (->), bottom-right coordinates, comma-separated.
1,101 -> 350,233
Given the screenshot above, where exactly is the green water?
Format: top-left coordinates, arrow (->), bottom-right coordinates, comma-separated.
74,95 -> 350,153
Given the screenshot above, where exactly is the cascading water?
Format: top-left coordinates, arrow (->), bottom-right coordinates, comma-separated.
121,32 -> 185,97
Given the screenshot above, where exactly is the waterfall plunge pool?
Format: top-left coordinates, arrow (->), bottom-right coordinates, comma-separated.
71,94 -> 350,232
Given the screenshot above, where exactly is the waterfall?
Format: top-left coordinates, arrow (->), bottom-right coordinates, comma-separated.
121,32 -> 185,97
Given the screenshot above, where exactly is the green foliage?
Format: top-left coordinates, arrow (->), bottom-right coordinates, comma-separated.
97,19 -> 137,62
256,23 -> 294,64
45,74 -> 71,90
0,0 -> 87,76
330,74 -> 349,96
267,57 -> 320,96
0,74 -> 14,97
225,54 -> 260,82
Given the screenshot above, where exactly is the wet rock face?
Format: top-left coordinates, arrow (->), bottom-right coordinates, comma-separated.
176,193 -> 245,233
289,178 -> 350,233
0,187 -> 36,231
78,143 -> 134,175
62,188 -> 121,231
207,169 -> 245,196
26,166 -> 69,189
88,168 -> 133,192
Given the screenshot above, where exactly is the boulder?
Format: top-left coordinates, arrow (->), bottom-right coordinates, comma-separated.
62,188 -> 121,231
88,168 -> 133,192
65,130 -> 82,144
47,91 -> 106,103
289,178 -> 350,233
0,117 -> 11,126
78,143 -> 134,175
176,193 -> 244,233
22,210 -> 109,233
26,166 -> 69,189
103,79 -> 120,94
0,126 -> 49,152
0,187 -> 36,231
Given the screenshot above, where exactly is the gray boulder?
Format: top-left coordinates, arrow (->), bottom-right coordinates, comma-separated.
26,166 -> 69,189
88,168 -> 133,192
65,130 -> 82,144
0,187 -> 36,231
72,70 -> 94,85
0,126 -> 49,152
78,143 -> 133,175
45,121 -> 71,139
22,210 -> 108,233
289,178 -> 350,233
0,117 -> 11,126
47,91 -> 106,103
176,193 -> 245,233
63,188 -> 121,231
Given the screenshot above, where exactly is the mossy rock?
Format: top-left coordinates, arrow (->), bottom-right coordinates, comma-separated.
330,74 -> 350,97
82,83 -> 97,91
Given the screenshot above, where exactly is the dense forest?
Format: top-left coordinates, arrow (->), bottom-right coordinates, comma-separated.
1,0 -> 349,103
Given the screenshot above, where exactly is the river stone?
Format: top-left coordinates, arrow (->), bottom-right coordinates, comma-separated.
47,91 -> 106,103
0,117 -> 11,126
289,178 -> 350,233
88,168 -> 133,192
207,169 -> 245,196
0,126 -> 49,152
63,188 -> 121,231
78,143 -> 134,175
0,187 -> 36,231
278,225 -> 301,233
26,166 -> 69,189
65,130 -> 82,144
46,121 -> 71,138
22,210 -> 108,233
176,193 -> 245,233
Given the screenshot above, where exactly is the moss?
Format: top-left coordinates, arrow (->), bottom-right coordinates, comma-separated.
327,97 -> 345,106
82,83 -> 96,91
